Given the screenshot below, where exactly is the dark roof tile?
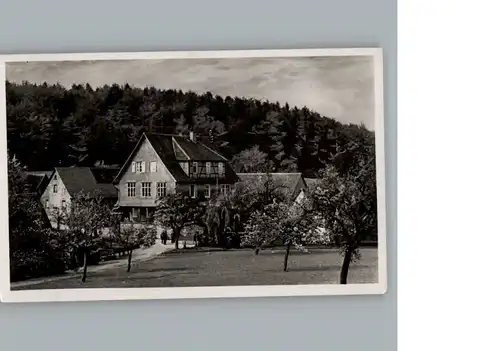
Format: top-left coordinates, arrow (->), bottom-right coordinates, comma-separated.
55,167 -> 117,198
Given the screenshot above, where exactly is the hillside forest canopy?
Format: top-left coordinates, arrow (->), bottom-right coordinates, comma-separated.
5,81 -> 375,176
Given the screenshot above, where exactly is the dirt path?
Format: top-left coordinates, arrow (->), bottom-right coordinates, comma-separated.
10,239 -> 192,289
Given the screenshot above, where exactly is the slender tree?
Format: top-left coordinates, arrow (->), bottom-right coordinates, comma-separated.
61,191 -> 112,282
111,223 -> 157,272
243,199 -> 318,272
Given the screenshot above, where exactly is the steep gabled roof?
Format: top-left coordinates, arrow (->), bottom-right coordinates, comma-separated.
113,132 -> 236,185
55,167 -> 118,198
172,135 -> 227,162
236,172 -> 306,200
143,133 -> 190,182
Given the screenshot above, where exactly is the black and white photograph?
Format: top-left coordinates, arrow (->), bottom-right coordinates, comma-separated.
0,48 -> 386,302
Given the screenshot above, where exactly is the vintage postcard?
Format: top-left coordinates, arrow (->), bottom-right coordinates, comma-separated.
0,48 -> 386,303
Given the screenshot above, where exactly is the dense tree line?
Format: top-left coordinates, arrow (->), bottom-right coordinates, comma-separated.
6,81 -> 374,176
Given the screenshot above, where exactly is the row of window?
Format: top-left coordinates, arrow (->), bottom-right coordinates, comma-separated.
130,159 -> 226,178
126,182 -> 232,199
181,161 -> 225,178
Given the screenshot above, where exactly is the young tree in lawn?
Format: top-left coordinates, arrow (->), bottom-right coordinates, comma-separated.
62,191 -> 112,282
154,192 -> 202,250
242,198 -> 318,272
111,223 -> 157,272
230,173 -> 290,254
313,145 -> 377,284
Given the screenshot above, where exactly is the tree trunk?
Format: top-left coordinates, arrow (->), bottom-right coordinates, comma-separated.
174,229 -> 180,250
127,250 -> 133,272
171,227 -> 181,249
81,250 -> 88,283
283,242 -> 292,272
340,247 -> 354,284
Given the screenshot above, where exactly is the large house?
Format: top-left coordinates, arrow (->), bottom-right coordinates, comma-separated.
112,132 -> 239,222
40,166 -> 119,225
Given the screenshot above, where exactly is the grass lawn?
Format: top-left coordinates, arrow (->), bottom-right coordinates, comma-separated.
14,247 -> 378,290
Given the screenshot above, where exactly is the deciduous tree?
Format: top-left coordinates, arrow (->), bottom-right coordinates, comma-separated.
243,199 -> 318,271
154,193 -> 202,249
61,191 -> 112,282
111,223 -> 157,272
313,147 -> 377,284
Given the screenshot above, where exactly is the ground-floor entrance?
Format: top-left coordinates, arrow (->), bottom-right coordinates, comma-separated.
120,206 -> 156,223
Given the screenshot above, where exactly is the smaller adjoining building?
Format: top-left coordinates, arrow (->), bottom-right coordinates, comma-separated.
40,166 -> 119,227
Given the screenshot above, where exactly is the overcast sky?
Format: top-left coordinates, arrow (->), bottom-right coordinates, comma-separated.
6,56 -> 375,129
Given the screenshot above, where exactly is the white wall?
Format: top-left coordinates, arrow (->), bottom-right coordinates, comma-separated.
117,138 -> 176,207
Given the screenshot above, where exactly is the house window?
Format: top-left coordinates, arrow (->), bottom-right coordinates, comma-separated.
218,162 -> 225,177
192,162 -> 198,174
204,184 -> 211,198
206,162 -> 211,174
212,162 -> 218,175
53,183 -> 58,193
61,200 -> 66,207
141,182 -> 152,198
189,184 -> 197,198
157,182 -> 167,198
127,182 -> 136,197
133,161 -> 145,173
221,184 -> 231,195
150,161 -> 157,172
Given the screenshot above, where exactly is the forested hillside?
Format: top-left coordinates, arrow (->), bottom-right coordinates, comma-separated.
6,81 -> 375,177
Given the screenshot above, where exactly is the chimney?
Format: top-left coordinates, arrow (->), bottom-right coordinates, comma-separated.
189,131 -> 196,142
148,118 -> 154,133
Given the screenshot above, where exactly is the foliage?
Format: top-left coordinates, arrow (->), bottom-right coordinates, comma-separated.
8,154 -> 66,281
313,139 -> 377,284
201,172 -> 291,248
6,81 -> 374,177
230,145 -> 270,173
154,192 -> 204,249
59,191 -> 113,281
203,193 -> 241,248
111,223 -> 157,272
242,199 -> 319,271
